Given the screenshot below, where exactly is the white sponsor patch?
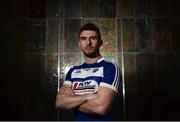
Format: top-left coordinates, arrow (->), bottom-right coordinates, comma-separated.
72,80 -> 98,95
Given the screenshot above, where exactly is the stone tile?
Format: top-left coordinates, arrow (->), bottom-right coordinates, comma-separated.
153,18 -> 172,52
64,19 -> 81,53
47,19 -> 59,53
134,0 -> 151,17
122,19 -> 135,52
82,0 -> 98,18
102,52 -> 117,64
59,19 -> 64,53
124,54 -> 137,90
117,0 -> 134,17
64,0 -> 81,18
27,54 -> 46,91
154,53 -> 173,90
136,53 -> 154,90
99,19 -> 117,52
46,0 -> 60,18
47,54 -> 58,87
27,19 -> 46,53
99,0 -> 116,18
135,17 -> 153,52
81,19 -> 99,27
117,19 -> 122,52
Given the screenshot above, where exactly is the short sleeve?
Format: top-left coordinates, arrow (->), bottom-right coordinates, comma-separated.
63,68 -> 73,86
99,63 -> 121,92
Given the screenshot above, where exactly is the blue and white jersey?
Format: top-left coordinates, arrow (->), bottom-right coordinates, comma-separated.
63,57 -> 121,120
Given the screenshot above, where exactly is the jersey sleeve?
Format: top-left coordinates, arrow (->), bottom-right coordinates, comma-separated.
63,68 -> 73,86
100,63 -> 121,92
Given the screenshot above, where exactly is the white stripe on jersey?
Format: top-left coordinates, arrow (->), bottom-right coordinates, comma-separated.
99,82 -> 118,92
71,67 -> 104,79
112,64 -> 120,90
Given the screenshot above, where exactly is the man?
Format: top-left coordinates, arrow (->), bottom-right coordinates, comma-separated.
55,23 -> 121,121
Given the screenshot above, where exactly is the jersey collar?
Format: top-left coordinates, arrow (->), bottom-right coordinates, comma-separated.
97,57 -> 104,63
84,57 -> 104,65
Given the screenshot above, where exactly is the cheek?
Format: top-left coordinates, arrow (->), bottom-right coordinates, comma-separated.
79,42 -> 85,48
92,42 -> 99,47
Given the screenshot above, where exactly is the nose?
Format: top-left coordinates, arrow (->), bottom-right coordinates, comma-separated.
86,38 -> 92,45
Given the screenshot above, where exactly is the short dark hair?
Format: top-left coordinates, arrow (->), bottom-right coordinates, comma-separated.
79,23 -> 101,40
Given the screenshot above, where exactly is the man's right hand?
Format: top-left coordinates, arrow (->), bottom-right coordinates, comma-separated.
59,85 -> 74,96
55,84 -> 97,110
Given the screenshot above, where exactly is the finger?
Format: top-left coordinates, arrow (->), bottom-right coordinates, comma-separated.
63,87 -> 74,95
59,85 -> 74,95
59,87 -> 67,95
64,85 -> 74,95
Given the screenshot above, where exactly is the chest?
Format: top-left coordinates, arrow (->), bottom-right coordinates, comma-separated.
71,67 -> 104,95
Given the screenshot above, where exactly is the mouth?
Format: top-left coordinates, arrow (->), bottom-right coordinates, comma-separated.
85,46 -> 94,51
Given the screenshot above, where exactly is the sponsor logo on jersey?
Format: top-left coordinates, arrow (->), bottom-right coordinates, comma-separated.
73,80 -> 98,95
74,69 -> 81,73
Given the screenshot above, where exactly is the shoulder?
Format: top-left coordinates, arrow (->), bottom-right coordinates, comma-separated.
100,59 -> 119,71
65,64 -> 84,80
66,64 -> 84,74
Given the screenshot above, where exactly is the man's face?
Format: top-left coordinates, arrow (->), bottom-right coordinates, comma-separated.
79,30 -> 101,58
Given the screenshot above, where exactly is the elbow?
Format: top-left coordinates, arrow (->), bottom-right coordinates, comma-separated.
55,99 -> 62,109
95,105 -> 108,116
56,100 -> 67,109
55,95 -> 65,109
55,96 -> 73,110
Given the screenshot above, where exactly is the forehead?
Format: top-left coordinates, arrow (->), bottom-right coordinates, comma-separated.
80,30 -> 97,37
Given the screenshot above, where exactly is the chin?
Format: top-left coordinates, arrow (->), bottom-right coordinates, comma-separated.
84,53 -> 97,58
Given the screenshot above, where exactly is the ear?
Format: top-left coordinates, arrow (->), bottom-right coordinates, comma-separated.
99,39 -> 103,47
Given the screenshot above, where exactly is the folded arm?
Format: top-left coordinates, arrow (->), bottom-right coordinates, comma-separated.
55,85 -> 117,116
55,85 -> 97,110
78,86 -> 117,115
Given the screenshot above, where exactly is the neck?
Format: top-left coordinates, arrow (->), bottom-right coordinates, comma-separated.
84,54 -> 102,64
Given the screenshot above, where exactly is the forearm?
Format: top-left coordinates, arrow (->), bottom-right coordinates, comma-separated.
56,94 -> 86,110
78,100 -> 103,115
78,87 -> 117,115
56,94 -> 97,110
78,96 -> 108,115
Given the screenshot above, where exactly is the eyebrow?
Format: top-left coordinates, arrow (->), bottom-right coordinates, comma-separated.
80,36 -> 98,39
80,37 -> 86,39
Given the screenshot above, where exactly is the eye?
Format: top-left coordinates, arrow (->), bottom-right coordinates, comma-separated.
90,36 -> 98,41
80,37 -> 86,41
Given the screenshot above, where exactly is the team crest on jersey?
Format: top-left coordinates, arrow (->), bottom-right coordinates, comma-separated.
73,80 -> 98,95
92,68 -> 99,73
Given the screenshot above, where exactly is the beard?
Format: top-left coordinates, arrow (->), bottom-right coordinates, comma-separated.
81,46 -> 100,58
